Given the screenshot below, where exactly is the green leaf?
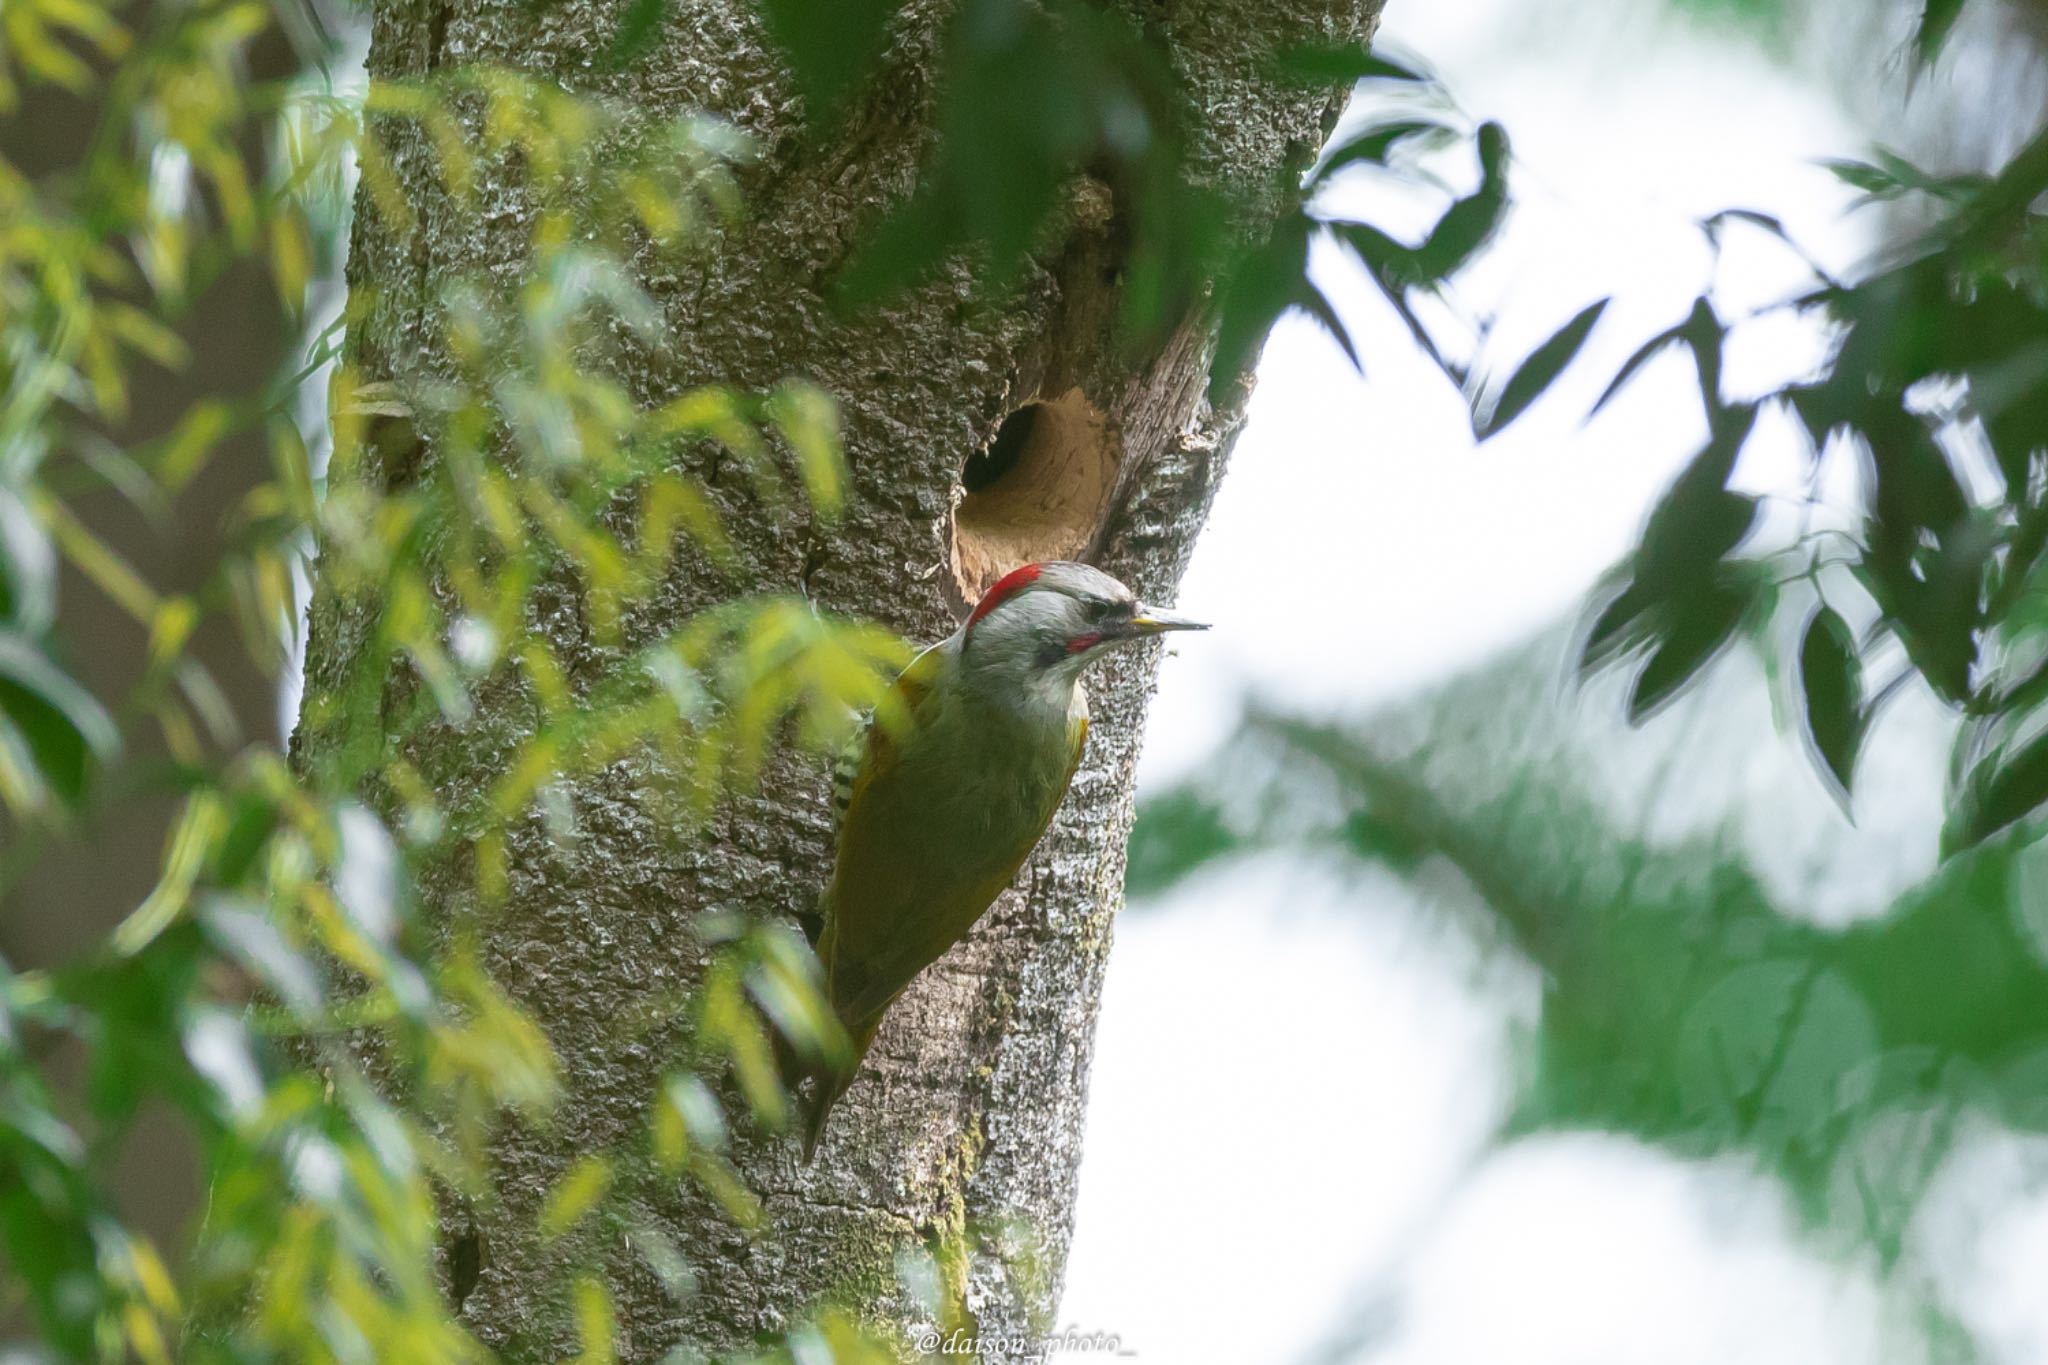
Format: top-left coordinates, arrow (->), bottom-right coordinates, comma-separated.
1676,962 -> 1880,1154
607,0 -> 669,68
1312,117 -> 1450,184
758,0 -> 901,122
201,899 -> 325,1019
1593,296 -> 1723,417
1858,414 -> 1980,705
767,380 -> 846,521
1207,212 -> 1313,404
1296,282 -> 1362,375
1702,206 -> 1787,241
1271,42 -> 1428,86
1410,122 -> 1509,282
1701,208 -> 1840,286
1627,573 -> 1747,723
207,793 -> 280,887
1326,220 -> 1459,376
1946,728 -> 2048,855
1577,581 -> 1655,677
624,1217 -> 696,1301
1328,219 -> 1414,286
0,632 -> 118,808
1799,606 -> 1866,804
540,1156 -> 613,1240
1474,298 -> 1608,440
1821,150 -> 1974,204
1593,320 -> 1688,416
1822,158 -> 1904,198
1915,0 -> 1966,65
0,487 -> 55,632
1126,789 -> 1237,898
1635,409 -> 1760,593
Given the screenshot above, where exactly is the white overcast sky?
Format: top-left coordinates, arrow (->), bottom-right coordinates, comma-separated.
1062,4 -> 2048,1364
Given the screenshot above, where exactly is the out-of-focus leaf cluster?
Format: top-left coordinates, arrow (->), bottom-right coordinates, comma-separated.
1580,124 -> 2048,855
764,0 -> 1234,346
1132,658 -> 2048,1352
1223,50 -> 1611,431
751,3 -> 1568,418
0,4 -> 912,1359
1121,51 -> 2048,1338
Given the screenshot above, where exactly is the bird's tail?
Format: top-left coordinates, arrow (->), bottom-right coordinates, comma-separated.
773,1029 -> 837,1163
798,1064 -> 852,1163
788,1010 -> 883,1163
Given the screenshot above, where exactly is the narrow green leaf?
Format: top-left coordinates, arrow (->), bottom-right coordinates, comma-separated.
1799,606 -> 1866,805
1272,42 -> 1428,86
540,1156 -> 613,1240
1475,298 -> 1608,439
1411,123 -> 1510,282
758,0 -> 901,121
1627,575 -> 1747,723
1702,207 -> 1787,241
1312,118 -> 1449,184
607,0 -> 669,67
1296,283 -> 1362,375
1947,729 -> 2048,855
1577,581 -> 1654,678
1915,0 -> 1966,65
1592,319 -> 1688,417
767,380 -> 846,521
0,632 -> 117,807
1821,158 -> 1903,198
1592,296 -> 1722,418
207,794 -> 280,888
1207,213 -> 1312,404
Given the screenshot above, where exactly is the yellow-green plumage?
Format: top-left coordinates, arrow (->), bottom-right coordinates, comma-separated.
802,641 -> 1088,1157
791,559 -> 1204,1160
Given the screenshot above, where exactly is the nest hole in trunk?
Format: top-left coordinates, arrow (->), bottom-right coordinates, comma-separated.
948,388 -> 1119,608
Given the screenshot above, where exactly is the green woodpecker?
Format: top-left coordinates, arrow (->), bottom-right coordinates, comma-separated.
796,560 -> 1206,1158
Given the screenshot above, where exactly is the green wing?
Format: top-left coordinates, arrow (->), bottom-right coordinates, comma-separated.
822,694 -> 1086,1037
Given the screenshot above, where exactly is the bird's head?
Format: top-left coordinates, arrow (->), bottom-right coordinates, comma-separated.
957,561 -> 1207,691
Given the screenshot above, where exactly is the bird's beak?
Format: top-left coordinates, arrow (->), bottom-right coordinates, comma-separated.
1124,605 -> 1209,636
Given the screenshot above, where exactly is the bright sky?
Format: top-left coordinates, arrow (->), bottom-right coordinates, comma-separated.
1062,5 -> 2048,1364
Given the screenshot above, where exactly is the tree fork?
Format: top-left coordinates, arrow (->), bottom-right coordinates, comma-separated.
301,0 -> 1380,1356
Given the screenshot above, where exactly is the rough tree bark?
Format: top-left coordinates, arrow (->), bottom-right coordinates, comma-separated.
301,0 -> 1379,1358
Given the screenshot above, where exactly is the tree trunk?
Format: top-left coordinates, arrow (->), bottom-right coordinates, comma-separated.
303,0 -> 1378,1357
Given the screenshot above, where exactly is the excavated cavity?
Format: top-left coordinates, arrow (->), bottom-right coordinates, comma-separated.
949,388 -> 1119,606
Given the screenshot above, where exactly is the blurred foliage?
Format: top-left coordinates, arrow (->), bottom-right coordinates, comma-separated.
1623,0 -> 1959,65
1230,9 -> 2048,861
1134,646 -> 2048,1355
1576,127 -> 2048,855
751,0 -> 1546,408
0,0 -> 911,1359
1124,22 -> 2048,1361
0,0 -> 1479,1356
